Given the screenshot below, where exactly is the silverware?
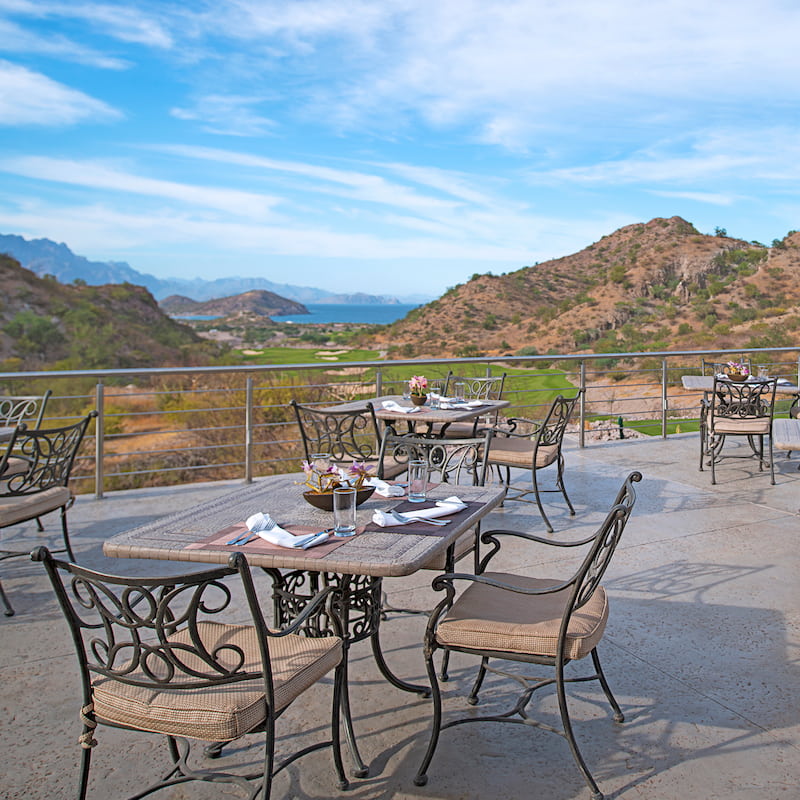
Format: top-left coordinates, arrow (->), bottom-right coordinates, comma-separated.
227,518 -> 276,545
388,509 -> 448,526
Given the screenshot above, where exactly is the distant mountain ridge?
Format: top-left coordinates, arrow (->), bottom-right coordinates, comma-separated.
0,233 -> 409,304
375,216 -> 800,359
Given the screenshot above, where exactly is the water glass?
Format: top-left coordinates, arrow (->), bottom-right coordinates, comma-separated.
333,487 -> 357,536
402,381 -> 411,400
310,452 -> 331,472
408,459 -> 429,503
758,366 -> 769,379
454,381 -> 466,403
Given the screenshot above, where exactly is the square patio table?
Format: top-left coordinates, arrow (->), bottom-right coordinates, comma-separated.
326,394 -> 509,436
103,473 -> 506,776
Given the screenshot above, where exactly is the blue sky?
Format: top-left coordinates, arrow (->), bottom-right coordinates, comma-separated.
1,1 -> 799,300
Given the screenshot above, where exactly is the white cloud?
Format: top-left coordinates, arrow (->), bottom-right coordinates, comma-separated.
171,95 -> 277,137
0,156 -> 281,217
0,19 -> 129,68
650,190 -> 737,206
0,60 -> 122,125
0,1 -> 173,48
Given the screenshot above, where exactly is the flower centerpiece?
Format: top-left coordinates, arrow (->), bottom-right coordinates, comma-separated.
300,460 -> 375,510
408,374 -> 428,406
725,361 -> 750,381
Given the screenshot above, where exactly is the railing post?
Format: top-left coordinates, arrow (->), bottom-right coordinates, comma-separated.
661,358 -> 668,439
579,361 -> 586,448
245,376 -> 253,483
95,382 -> 104,499
376,370 -> 383,396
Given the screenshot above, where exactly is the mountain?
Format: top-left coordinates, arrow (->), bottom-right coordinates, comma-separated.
0,254 -> 217,370
160,290 -> 308,317
372,216 -> 800,358
0,233 -> 408,304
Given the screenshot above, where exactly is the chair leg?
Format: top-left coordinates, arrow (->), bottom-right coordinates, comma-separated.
532,467 -> 554,533
591,649 -> 624,723
555,660 -> 604,800
36,516 -> 45,532
413,647 -> 445,787
77,743 -> 92,800
467,656 -> 489,705
331,661 -> 350,790
556,454 -> 576,516
60,508 -> 76,562
0,578 -> 14,616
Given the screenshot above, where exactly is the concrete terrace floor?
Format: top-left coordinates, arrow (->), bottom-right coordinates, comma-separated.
1,432 -> 798,800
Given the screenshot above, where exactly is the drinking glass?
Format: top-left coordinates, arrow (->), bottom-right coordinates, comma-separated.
333,487 -> 357,536
402,381 -> 411,400
310,452 -> 331,472
428,381 -> 442,409
408,459 -> 429,503
454,381 -> 466,403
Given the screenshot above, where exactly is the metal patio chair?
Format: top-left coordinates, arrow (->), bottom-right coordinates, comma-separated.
290,398 -> 406,479
432,372 -> 507,438
700,377 -> 777,485
414,471 -> 642,800
31,547 -> 350,800
486,392 -> 581,532
0,410 -> 95,616
0,389 -> 52,431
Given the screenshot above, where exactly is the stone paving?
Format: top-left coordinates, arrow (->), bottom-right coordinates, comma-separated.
1,433 -> 798,799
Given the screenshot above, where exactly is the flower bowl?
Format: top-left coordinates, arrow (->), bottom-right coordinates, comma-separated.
725,372 -> 749,382
410,394 -> 427,406
303,486 -> 376,511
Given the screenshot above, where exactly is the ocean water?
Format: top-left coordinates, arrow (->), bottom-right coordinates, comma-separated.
271,303 -> 418,325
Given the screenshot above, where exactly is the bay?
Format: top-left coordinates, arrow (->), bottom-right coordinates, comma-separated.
271,303 -> 418,325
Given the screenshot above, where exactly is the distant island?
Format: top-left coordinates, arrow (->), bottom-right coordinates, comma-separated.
161,291 -> 308,318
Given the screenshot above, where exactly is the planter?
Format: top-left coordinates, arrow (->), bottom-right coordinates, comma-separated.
302,486 -> 375,511
725,373 -> 749,382
410,394 -> 427,406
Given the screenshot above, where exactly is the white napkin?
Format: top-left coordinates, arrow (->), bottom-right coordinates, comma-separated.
382,400 -> 420,414
371,496 -> 467,527
246,512 -> 330,549
366,477 -> 405,497
777,378 -> 792,385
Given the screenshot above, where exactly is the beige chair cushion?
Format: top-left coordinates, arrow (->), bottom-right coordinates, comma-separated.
712,417 -> 771,435
0,486 -> 72,526
92,621 -> 342,742
0,457 -> 29,476
422,530 -> 475,571
488,438 -> 558,469
436,573 -> 608,661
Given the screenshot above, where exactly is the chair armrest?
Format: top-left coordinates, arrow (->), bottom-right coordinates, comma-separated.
477,527 -> 597,573
266,583 -> 346,640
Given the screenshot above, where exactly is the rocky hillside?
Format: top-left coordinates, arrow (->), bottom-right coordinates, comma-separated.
0,255 -> 220,370
373,217 -> 800,358
160,290 -> 308,318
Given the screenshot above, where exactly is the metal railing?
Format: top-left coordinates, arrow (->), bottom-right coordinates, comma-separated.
2,346 -> 798,497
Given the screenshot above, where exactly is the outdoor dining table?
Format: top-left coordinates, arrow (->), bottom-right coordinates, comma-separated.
325,394 -> 510,437
103,472 -> 506,776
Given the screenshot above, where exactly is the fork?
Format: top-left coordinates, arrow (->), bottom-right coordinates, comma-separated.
388,509 -> 448,527
227,518 -> 276,545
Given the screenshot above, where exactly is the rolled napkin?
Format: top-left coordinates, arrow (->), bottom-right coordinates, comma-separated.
245,512 -> 330,549
366,477 -> 405,497
371,496 -> 467,527
382,400 -> 421,414
777,378 -> 792,385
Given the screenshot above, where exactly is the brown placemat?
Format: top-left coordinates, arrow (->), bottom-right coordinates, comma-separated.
362,500 -> 484,537
185,523 -> 361,557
